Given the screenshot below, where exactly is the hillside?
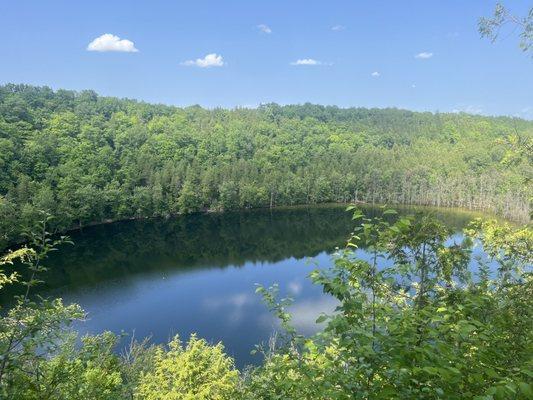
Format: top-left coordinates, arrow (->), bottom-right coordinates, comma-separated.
0,84 -> 531,248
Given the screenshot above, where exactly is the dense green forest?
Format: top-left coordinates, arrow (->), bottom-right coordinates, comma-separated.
0,84 -> 531,249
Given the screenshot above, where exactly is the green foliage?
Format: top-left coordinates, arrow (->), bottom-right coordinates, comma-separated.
466,218 -> 533,265
243,209 -> 533,399
135,334 -> 239,400
0,248 -> 31,289
479,3 -> 532,54
120,337 -> 159,399
8,332 -> 124,400
0,84 -> 532,251
0,215 -> 86,399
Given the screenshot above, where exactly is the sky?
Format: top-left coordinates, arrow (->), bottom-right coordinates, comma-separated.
0,0 -> 531,118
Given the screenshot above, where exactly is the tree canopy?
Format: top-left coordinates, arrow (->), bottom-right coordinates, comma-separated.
0,84 -> 531,250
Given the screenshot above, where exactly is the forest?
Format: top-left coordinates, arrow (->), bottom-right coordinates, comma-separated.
1,84 -> 532,249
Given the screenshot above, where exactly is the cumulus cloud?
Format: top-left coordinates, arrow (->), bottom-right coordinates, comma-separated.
257,24 -> 272,34
87,33 -> 138,52
181,53 -> 225,68
331,25 -> 346,31
415,52 -> 433,59
290,58 -> 331,66
371,71 -> 380,77
291,58 -> 318,65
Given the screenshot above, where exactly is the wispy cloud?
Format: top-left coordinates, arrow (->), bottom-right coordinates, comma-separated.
181,53 -> 225,68
331,25 -> 345,31
290,58 -> 331,66
87,34 -> 138,52
257,24 -> 272,34
452,104 -> 483,115
371,71 -> 380,77
415,52 -> 433,59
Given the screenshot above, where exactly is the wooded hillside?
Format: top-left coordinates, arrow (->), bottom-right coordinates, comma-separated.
1,84 -> 531,248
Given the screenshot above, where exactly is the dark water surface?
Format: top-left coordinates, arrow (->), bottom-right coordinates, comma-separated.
11,205 -> 482,367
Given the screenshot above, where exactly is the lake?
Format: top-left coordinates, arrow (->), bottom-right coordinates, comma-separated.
12,205 -> 483,367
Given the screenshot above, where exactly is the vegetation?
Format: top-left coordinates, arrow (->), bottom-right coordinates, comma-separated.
1,84 -> 532,250
135,335 -> 239,400
479,3 -> 533,55
0,209 -> 531,399
244,212 -> 532,399
1,3 -> 531,398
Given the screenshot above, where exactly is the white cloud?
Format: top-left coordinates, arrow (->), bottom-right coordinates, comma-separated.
415,52 -> 433,59
291,59 -> 318,65
371,71 -> 380,77
290,58 -> 331,66
411,84 -> 416,88
87,33 -> 138,52
257,24 -> 272,34
181,53 -> 225,68
331,25 -> 345,31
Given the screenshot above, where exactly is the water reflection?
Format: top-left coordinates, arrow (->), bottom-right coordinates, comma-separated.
3,205 -> 481,367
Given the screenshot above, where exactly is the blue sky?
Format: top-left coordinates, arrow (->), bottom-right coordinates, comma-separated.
1,1 -> 531,118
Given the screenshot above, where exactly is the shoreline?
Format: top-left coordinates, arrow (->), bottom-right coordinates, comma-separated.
51,200 -> 508,234
3,201 -> 518,253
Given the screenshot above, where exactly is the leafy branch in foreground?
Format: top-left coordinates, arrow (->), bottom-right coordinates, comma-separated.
0,214 -> 83,398
479,3 -> 533,54
243,208 -> 532,399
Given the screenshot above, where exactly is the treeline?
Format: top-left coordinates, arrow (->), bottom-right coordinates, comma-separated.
1,84 -> 531,248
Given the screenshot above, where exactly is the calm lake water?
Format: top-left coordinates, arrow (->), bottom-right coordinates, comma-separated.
11,205 -> 482,367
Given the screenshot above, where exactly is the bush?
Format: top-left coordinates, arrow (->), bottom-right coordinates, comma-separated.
135,334 -> 239,400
